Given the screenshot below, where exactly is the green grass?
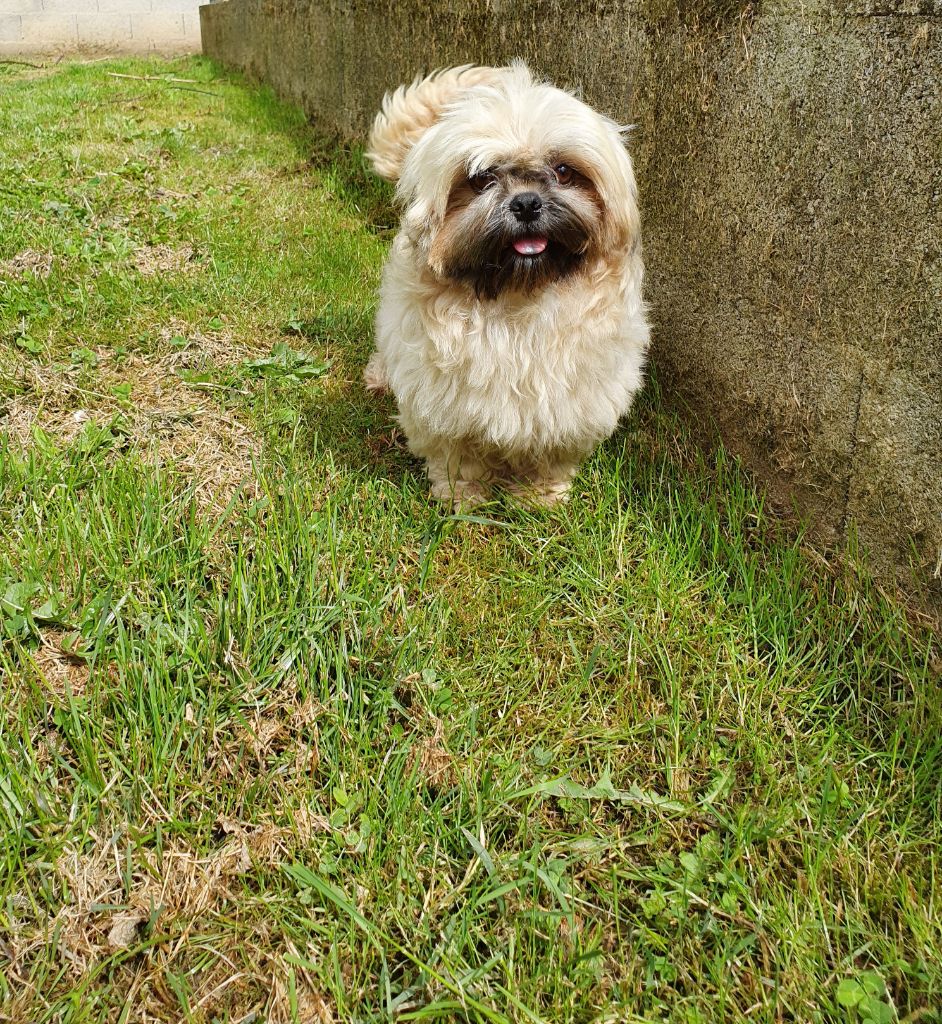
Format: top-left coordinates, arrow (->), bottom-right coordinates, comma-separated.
1,56 -> 940,1024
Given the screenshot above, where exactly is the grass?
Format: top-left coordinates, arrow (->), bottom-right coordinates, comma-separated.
0,56 -> 940,1024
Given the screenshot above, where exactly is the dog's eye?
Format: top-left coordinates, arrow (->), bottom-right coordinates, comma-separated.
468,171 -> 497,193
554,164 -> 575,185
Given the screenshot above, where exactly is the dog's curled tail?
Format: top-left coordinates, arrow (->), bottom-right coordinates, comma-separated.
367,65 -> 504,182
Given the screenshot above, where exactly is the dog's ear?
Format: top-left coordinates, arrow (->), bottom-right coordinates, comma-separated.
594,121 -> 643,252
367,66 -> 505,183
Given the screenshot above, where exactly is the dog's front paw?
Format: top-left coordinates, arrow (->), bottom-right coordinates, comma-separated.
508,476 -> 573,507
507,466 -> 576,507
430,478 -> 489,511
531,479 -> 573,507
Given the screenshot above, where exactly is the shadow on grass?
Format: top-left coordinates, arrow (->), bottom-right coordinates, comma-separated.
191,58 -> 418,482
299,371 -> 417,484
204,57 -> 398,235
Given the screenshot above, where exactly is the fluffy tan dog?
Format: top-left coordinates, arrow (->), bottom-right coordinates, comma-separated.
364,63 -> 650,507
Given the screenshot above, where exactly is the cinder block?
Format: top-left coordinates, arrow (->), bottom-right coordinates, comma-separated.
75,11 -> 132,43
41,0 -> 99,13
1,0 -> 41,16
179,11 -> 201,37
21,12 -> 78,44
96,0 -> 152,13
129,10 -> 188,45
0,15 -> 24,42
155,0 -> 202,12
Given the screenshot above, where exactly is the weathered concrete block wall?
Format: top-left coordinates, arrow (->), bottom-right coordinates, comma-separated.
201,0 -> 941,606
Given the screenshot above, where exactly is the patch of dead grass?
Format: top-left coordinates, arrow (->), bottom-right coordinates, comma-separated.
267,951 -> 336,1024
59,821 -> 303,938
3,813 -> 337,1022
395,692 -> 459,791
1,327 -> 268,511
33,629 -> 90,698
205,696 -> 327,802
0,248 -> 54,279
155,316 -> 272,371
392,673 -> 462,790
4,693 -> 336,1019
406,718 -> 458,790
132,242 -> 197,276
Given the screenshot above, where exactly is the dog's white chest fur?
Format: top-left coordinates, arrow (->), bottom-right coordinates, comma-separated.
375,238 -> 649,461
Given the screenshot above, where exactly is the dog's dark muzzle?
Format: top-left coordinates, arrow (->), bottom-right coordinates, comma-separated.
509,191 -> 543,224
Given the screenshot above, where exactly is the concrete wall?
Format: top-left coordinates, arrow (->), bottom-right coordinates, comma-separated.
1,0 -> 201,55
200,0 -> 942,609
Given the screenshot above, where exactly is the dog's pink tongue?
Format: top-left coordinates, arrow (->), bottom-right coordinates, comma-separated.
513,236 -> 548,256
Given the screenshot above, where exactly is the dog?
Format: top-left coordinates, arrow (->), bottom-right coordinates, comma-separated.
364,63 -> 650,507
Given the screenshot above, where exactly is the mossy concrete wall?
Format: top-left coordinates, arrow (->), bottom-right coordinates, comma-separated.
201,0 -> 942,607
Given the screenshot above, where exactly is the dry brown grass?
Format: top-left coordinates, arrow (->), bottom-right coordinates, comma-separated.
1,682 -> 341,1021
0,248 -> 54,280
132,243 -> 198,277
32,629 -> 91,698
396,674 -> 460,790
1,321 -> 268,512
406,717 -> 458,790
3,813 -> 338,1023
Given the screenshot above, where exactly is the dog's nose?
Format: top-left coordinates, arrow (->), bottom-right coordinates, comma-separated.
509,191 -> 543,223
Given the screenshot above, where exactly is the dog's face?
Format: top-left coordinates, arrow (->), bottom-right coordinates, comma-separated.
433,159 -> 603,299
396,67 -> 640,301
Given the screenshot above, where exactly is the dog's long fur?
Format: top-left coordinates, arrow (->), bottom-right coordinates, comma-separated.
364,63 -> 650,506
